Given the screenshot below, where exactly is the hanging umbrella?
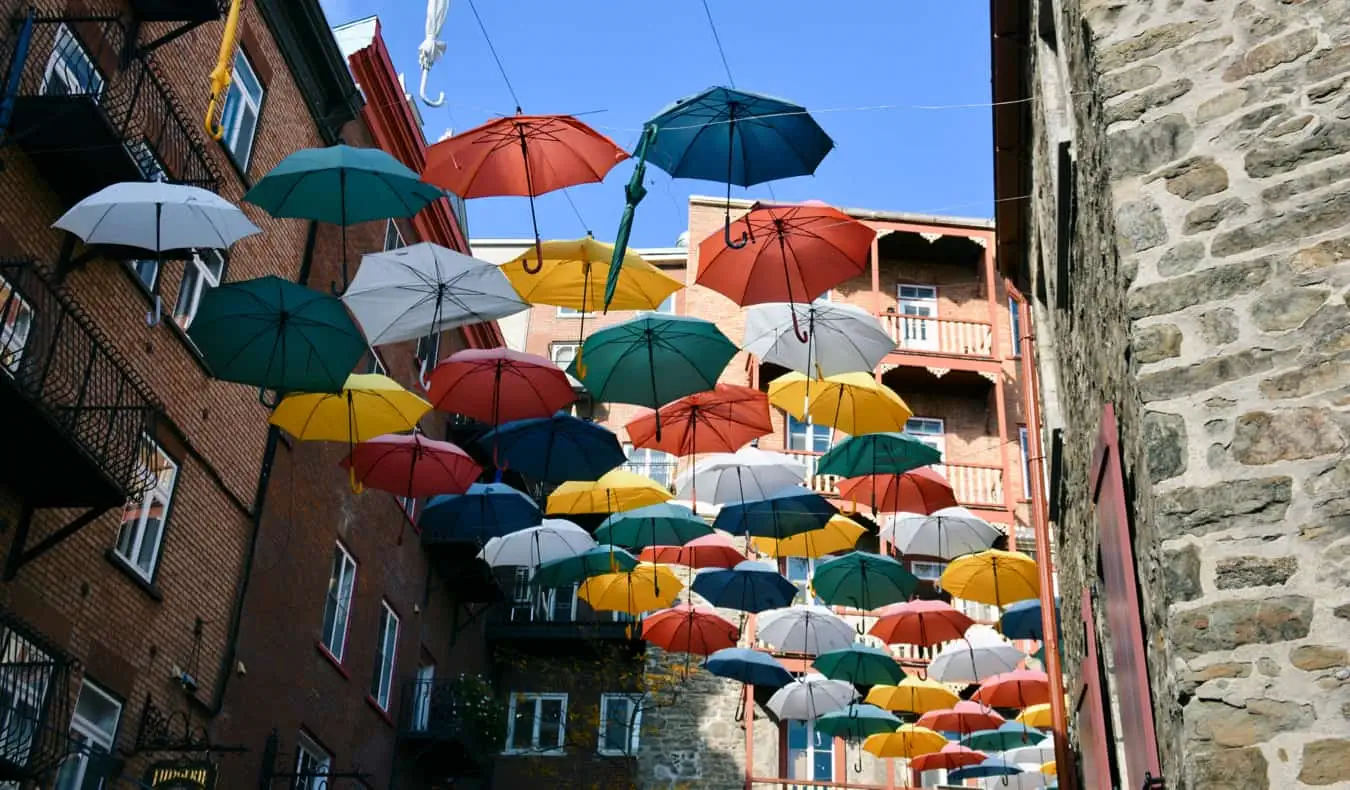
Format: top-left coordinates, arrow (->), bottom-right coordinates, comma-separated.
417,0 -> 448,106
814,703 -> 902,741
533,545 -> 638,588
768,371 -> 911,435
1016,705 -> 1054,729
606,87 -> 834,309
940,549 -> 1041,608
339,433 -> 481,498
641,532 -> 745,569
869,599 -> 975,647
813,645 -> 905,686
918,701 -> 1006,736
752,515 -> 864,558
765,675 -> 857,720
479,518 -> 596,568
690,560 -> 796,614
1039,761 -> 1057,776
811,551 -> 918,610
713,486 -> 836,540
427,347 -> 576,428
883,507 -> 1003,561
973,670 -> 1052,709
1003,740 -> 1057,767
624,384 -> 773,457
755,605 -> 854,656
837,468 -> 958,515
423,115 -> 629,272
743,301 -> 894,378
244,144 -> 443,292
577,563 -> 683,614
963,725 -> 1048,753
595,502 -> 710,549
642,603 -> 739,655
1001,598 -> 1062,642
949,756 -> 1026,783
975,773 -> 1047,790
912,742 -> 989,773
187,275 -> 368,403
342,242 -> 527,348
861,725 -> 947,759
478,413 -> 626,483
675,447 -> 808,506
865,677 -> 960,715
547,470 -> 673,515
816,432 -> 943,478
419,483 -> 541,544
704,647 -> 793,687
928,626 -> 1027,684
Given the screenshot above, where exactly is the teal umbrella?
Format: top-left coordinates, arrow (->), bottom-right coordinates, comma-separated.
595,503 -> 713,550
816,433 -> 943,478
187,275 -> 368,404
533,545 -> 638,588
243,144 -> 444,292
963,723 -> 1047,752
811,552 -> 919,610
813,645 -> 906,686
567,315 -> 738,440
814,703 -> 902,741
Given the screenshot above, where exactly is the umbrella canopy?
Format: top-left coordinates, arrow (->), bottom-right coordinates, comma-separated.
340,433 -> 481,498
674,447 -> 808,505
869,599 -> 975,647
865,677 -> 960,715
862,725 -> 947,759
917,701 -> 1006,736
704,647 -> 793,687
928,626 -> 1027,684
479,518 -> 597,568
814,703 -> 902,741
578,563 -> 683,614
976,773 -> 1047,790
419,483 -> 542,543
756,605 -> 855,656
752,515 -> 864,558
1003,741 -> 1057,767
883,507 -> 1003,561
768,371 -> 911,435
478,413 -> 626,483
912,742 -> 989,773
690,560 -> 796,614
269,374 -> 430,443
54,181 -> 260,252
743,301 -> 894,378
641,532 -> 745,569
547,470 -> 673,515
1016,705 -> 1054,729
1001,598 -> 1062,642
712,486 -> 837,540
963,724 -> 1047,753
949,756 -> 1025,782
188,276 -> 368,399
940,549 -> 1041,607
595,502 -> 711,549
837,468 -> 958,515
816,432 -> 943,478
342,242 -> 527,346
641,603 -> 739,655
501,237 -> 681,312
813,645 -> 905,686
972,670 -> 1051,709
427,347 -> 576,427
533,545 -> 638,589
625,384 -> 772,457
765,675 -> 857,720
811,551 -> 918,610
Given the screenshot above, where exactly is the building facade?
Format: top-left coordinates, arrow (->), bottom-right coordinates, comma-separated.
992,0 -> 1350,787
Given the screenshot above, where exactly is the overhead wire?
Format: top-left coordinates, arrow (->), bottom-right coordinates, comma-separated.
464,0 -> 521,111
699,0 -> 737,88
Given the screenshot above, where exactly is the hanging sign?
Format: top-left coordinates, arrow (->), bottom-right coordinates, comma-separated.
145,761 -> 218,790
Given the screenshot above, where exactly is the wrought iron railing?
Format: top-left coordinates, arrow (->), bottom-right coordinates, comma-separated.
0,608 -> 75,781
399,677 -> 471,740
0,260 -> 160,500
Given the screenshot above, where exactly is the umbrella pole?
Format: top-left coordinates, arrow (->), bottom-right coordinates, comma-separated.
648,338 -> 662,442
347,391 -> 362,494
515,124 -> 543,275
331,172 -> 349,295
576,270 -> 589,377
722,110 -> 748,250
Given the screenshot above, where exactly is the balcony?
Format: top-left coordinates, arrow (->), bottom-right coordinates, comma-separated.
881,314 -> 993,358
783,451 -> 1006,511
486,579 -> 640,652
399,676 -> 475,743
0,609 -> 76,782
129,0 -> 227,23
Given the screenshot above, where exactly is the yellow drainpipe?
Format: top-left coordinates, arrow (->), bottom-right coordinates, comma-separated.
204,0 -> 245,141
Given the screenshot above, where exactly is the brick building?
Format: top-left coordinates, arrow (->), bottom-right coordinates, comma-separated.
992,0 -> 1350,787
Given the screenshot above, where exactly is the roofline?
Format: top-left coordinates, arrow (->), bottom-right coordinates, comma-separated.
331,14 -> 378,31
687,195 -> 995,231
990,0 -> 1031,279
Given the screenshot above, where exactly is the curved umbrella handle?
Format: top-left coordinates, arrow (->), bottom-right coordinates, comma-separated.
257,387 -> 280,408
734,691 -> 746,722
724,218 -> 749,250
419,69 -> 445,107
330,279 -> 344,296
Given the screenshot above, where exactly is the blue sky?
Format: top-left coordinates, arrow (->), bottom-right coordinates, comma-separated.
318,0 -> 992,247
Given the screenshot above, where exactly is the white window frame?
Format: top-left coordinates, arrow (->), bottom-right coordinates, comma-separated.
910,560 -> 947,581
641,293 -> 677,316
903,417 -> 946,459
785,719 -> 834,782
173,249 -> 225,330
0,274 -> 34,376
411,664 -> 435,732
40,24 -> 104,97
369,601 -> 399,711
897,283 -> 939,351
395,495 -> 418,521
785,414 -> 832,455
549,342 -> 579,369
1009,295 -> 1023,356
54,680 -> 121,790
620,443 -> 675,488
383,219 -> 405,251
114,437 -> 178,581
597,693 -> 643,756
1019,426 -> 1032,500
505,692 -> 567,755
220,50 -> 264,170
293,732 -> 331,790
320,543 -> 358,662
556,305 -> 593,319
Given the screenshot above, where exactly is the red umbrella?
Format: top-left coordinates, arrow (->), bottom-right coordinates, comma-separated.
696,201 -> 876,340
911,743 -> 988,773
340,433 -> 482,497
642,603 -> 739,655
971,669 -> 1051,708
625,384 -> 773,457
869,599 -> 975,647
838,468 -> 958,515
641,533 -> 746,569
916,701 -> 1005,736
426,348 -> 576,427
422,114 -> 629,272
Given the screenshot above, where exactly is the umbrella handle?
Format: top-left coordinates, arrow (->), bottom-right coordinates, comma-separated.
734,691 -> 745,722
853,744 -> 863,774
257,388 -> 280,408
723,218 -> 749,250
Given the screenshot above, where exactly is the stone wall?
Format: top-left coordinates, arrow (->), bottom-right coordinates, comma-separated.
1021,0 -> 1350,786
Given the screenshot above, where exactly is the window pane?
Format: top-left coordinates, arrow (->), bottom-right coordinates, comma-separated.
321,548 -> 354,658
538,699 -> 563,749
233,52 -> 261,99
510,698 -> 534,750
602,698 -> 631,752
130,260 -> 159,291
133,506 -> 164,573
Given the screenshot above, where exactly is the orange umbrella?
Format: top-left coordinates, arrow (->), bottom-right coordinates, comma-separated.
642,603 -> 739,655
640,533 -> 746,569
625,384 -> 773,457
971,669 -> 1051,708
869,599 -> 975,647
917,701 -> 1005,736
911,743 -> 988,773
837,468 -> 958,515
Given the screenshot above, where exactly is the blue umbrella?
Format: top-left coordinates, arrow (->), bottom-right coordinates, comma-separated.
478,412 -> 626,483
691,560 -> 796,613
419,483 -> 540,543
704,647 -> 793,687
713,485 -> 836,540
948,756 -> 1025,782
1001,597 -> 1062,642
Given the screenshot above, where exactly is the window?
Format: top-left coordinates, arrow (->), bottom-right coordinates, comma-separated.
293,732 -> 331,790
0,275 -> 34,375
220,50 -> 264,169
903,417 -> 945,459
0,627 -> 56,773
621,444 -> 675,488
383,220 -> 405,251
1009,296 -> 1023,356
910,561 -> 946,581
53,681 -> 121,790
410,664 -> 435,732
786,720 -> 833,783
114,439 -> 178,581
550,343 -> 579,368
897,283 -> 939,350
784,557 -> 824,606
786,415 -> 831,455
320,544 -> 358,661
598,694 -> 643,756
508,568 -> 577,623
642,292 -> 677,316
557,303 -> 593,318
40,25 -> 104,97
396,495 -> 418,521
173,250 -> 226,330
1019,426 -> 1032,500
363,348 -> 387,376
506,693 -> 567,754
370,602 -> 399,711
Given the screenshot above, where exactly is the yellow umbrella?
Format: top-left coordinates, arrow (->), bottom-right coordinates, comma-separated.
767,371 -> 912,435
577,562 -> 683,615
1041,760 -> 1058,776
865,676 -> 960,715
547,469 -> 673,515
1017,703 -> 1053,728
753,515 -> 865,558
939,549 -> 1040,608
862,724 -> 947,759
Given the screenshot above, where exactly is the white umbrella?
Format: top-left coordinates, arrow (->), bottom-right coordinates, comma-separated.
928,625 -> 1027,684
743,301 -> 895,378
766,674 -> 857,720
756,605 -> 855,656
674,447 -> 808,506
418,0 -> 449,106
1001,739 -> 1056,767
979,773 -> 1047,790
479,518 -> 596,568
882,506 -> 1001,560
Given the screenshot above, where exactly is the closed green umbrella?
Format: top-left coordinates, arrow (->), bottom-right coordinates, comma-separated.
816,432 -> 943,478
812,551 -> 919,610
595,503 -> 713,550
533,545 -> 638,588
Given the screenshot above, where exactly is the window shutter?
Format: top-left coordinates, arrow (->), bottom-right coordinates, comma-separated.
1075,590 -> 1115,790
1054,141 -> 1075,312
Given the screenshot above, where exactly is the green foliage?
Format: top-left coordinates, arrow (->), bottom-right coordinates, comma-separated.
457,672 -> 507,751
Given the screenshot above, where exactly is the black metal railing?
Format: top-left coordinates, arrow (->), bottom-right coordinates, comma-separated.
0,608 -> 75,781
0,260 -> 160,500
399,677 -> 473,740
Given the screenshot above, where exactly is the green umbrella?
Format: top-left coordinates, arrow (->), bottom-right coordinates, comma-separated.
814,703 -> 903,740
243,144 -> 444,292
812,551 -> 919,610
595,503 -> 712,550
533,545 -> 638,588
816,432 -> 943,478
814,645 -> 906,686
962,723 -> 1047,752
187,275 -> 368,404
